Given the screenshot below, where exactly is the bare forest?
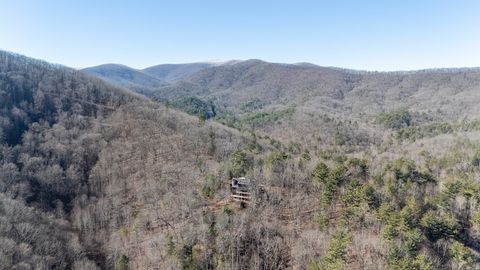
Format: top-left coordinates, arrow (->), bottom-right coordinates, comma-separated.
2,50 -> 480,269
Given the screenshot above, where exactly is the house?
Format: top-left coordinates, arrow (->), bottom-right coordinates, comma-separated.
231,177 -> 251,202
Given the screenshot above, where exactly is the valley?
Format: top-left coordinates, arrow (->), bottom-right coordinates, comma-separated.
1,50 -> 480,269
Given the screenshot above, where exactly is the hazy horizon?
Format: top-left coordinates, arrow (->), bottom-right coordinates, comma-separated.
4,49 -> 480,73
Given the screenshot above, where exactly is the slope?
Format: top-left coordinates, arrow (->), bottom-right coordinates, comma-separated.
0,50 -> 141,269
150,60 -> 480,119
3,51 -> 480,269
138,60 -> 480,150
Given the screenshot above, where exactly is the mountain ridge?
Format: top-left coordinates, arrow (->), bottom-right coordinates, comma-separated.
3,50 -> 480,269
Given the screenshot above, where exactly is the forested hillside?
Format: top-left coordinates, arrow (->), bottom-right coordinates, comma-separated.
0,51 -> 143,269
2,51 -> 480,269
125,60 -> 480,119
148,60 -> 480,146
88,60 -> 480,150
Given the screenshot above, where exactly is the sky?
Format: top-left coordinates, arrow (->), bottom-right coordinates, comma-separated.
1,0 -> 480,71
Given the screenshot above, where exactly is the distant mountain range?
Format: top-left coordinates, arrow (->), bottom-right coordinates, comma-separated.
82,59 -> 480,150
84,59 -> 480,120
82,63 -> 166,89
82,62 -> 224,90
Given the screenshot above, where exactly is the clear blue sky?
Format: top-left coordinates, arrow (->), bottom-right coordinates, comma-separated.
1,0 -> 479,71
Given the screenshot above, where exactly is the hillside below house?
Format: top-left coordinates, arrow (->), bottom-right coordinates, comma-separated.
2,50 -> 480,269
